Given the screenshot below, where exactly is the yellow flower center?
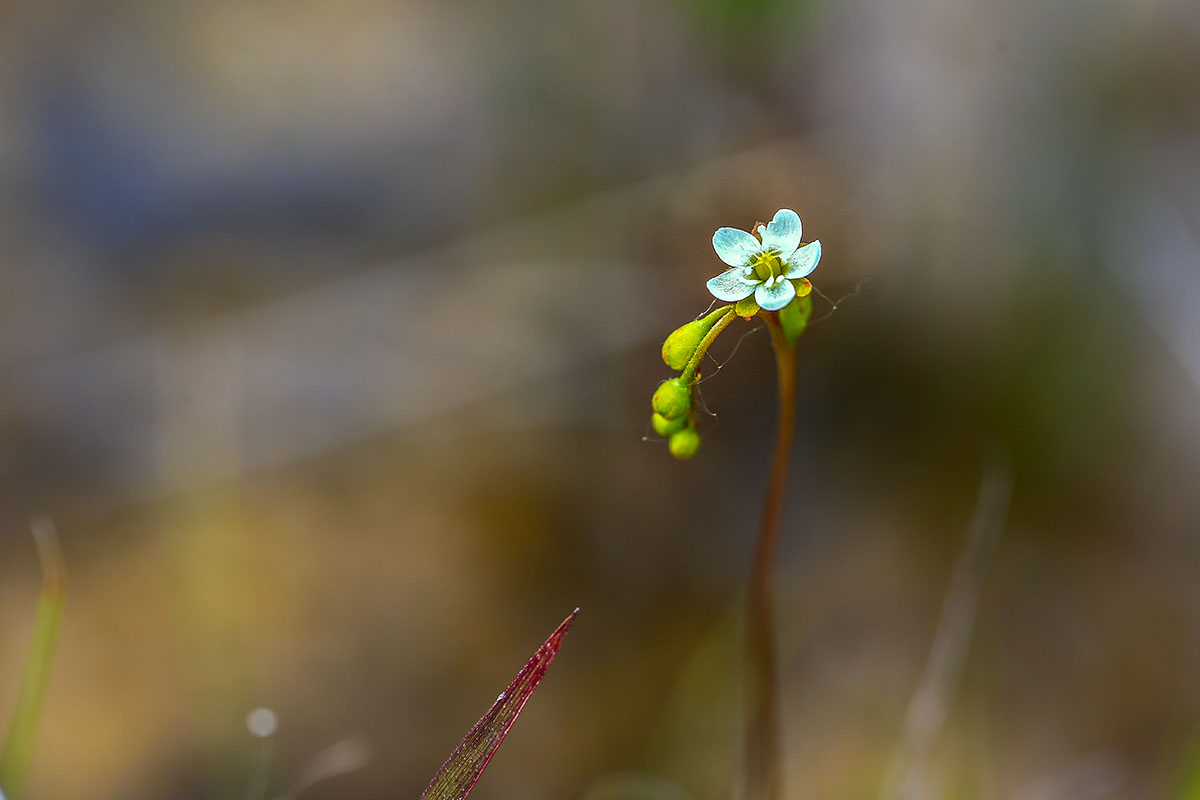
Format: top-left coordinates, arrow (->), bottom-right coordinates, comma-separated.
749,251 -> 784,282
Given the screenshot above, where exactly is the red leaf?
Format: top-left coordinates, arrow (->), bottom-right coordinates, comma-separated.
419,610 -> 577,800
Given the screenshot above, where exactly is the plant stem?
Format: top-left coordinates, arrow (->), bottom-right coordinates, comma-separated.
1,518 -> 67,800
745,313 -> 796,800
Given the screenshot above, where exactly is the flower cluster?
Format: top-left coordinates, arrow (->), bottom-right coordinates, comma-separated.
650,208 -> 822,460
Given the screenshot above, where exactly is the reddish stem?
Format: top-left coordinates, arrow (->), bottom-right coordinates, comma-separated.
744,313 -> 796,800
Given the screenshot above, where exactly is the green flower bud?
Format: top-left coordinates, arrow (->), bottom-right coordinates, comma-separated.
651,378 -> 692,419
668,428 -> 701,460
661,307 -> 730,371
662,322 -> 705,371
778,292 -> 813,345
652,412 -> 686,436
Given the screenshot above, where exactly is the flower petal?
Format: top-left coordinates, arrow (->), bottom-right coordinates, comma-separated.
707,267 -> 758,302
756,209 -> 802,259
755,276 -> 797,311
784,240 -> 821,279
712,227 -> 761,267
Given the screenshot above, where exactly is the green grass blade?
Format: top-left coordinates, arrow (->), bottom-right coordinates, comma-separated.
419,609 -> 577,800
0,517 -> 67,800
1174,734 -> 1200,800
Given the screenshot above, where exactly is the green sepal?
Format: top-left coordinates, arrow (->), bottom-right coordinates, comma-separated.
778,293 -> 813,345
734,295 -> 760,318
651,378 -> 692,420
661,307 -> 730,370
652,413 -> 686,436
668,428 -> 701,460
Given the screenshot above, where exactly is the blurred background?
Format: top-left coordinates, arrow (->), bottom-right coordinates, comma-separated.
1,0 -> 1199,798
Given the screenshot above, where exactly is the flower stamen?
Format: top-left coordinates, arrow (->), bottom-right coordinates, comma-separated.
749,251 -> 784,282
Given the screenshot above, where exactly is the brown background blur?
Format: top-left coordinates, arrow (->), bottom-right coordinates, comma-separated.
2,0 -> 1200,798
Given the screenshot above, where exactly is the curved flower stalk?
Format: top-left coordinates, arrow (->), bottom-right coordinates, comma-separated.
649,209 -> 822,800
649,208 -> 820,461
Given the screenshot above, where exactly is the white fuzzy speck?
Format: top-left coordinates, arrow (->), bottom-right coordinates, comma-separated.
246,707 -> 278,738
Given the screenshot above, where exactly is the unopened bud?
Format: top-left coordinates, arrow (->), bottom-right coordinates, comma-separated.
652,412 -> 686,436
661,307 -> 729,371
668,428 -> 701,460
651,378 -> 692,420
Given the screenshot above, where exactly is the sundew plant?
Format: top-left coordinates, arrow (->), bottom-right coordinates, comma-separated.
422,209 -> 823,800
651,208 -> 821,800
0,214 -> 820,800
0,212 -> 1030,800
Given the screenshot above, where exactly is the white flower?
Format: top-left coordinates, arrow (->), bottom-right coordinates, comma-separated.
706,209 -> 822,311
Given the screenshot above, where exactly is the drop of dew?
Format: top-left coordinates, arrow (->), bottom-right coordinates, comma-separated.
496,692 -> 506,702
